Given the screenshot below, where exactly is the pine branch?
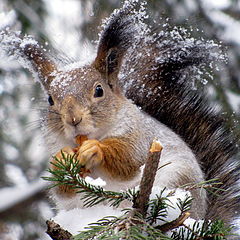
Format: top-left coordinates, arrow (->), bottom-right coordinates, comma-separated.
74,214 -> 169,240
170,219 -> 231,240
43,142 -> 231,239
42,153 -> 137,208
181,179 -> 225,196
176,195 -> 193,214
146,188 -> 173,225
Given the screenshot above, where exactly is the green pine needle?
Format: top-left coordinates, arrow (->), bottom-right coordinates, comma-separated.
42,153 -> 138,208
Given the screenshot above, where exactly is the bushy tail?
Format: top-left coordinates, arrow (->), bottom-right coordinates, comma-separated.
95,0 -> 240,225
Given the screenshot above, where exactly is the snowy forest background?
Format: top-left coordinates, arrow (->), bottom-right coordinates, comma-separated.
0,0 -> 240,239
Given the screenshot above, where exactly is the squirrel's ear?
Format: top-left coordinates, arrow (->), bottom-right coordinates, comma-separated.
93,5 -> 138,91
1,30 -> 57,91
94,47 -> 123,90
93,44 -> 125,92
22,43 -> 57,91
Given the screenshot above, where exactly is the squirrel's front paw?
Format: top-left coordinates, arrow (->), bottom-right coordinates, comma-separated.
76,140 -> 104,170
53,146 -> 76,167
51,146 -> 77,196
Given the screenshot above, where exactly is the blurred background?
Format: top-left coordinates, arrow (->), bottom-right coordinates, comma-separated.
0,0 -> 240,239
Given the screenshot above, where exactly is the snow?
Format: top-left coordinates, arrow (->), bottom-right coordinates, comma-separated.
3,144 -> 19,161
0,178 -> 47,212
19,37 -> 38,48
0,10 -> 16,30
233,218 -> 240,236
200,0 -> 240,46
51,206 -> 123,236
85,176 -> 106,187
38,201 -> 55,220
226,90 -> 240,112
0,223 -> 24,240
43,0 -> 94,61
166,217 -> 205,238
5,164 -> 28,186
148,187 -> 192,226
208,10 -> 240,45
201,0 -> 230,10
44,186 -> 193,238
49,71 -> 73,95
100,0 -> 151,46
0,31 -> 43,82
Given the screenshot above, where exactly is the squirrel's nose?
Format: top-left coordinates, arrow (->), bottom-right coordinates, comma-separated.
71,117 -> 82,127
65,116 -> 82,127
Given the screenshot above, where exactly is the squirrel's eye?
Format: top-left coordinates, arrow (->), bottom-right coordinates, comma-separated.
94,85 -> 104,98
48,95 -> 54,106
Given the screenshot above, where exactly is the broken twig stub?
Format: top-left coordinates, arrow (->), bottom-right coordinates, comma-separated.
46,220 -> 72,240
134,140 -> 163,217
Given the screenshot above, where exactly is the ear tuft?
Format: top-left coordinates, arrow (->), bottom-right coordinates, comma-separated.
21,42 -> 57,90
1,30 -> 57,91
93,1 -> 148,80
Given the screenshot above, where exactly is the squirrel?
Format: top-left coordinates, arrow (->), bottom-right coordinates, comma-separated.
2,0 -> 239,231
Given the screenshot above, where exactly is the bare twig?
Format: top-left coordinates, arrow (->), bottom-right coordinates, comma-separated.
133,140 -> 163,217
157,211 -> 190,232
46,220 -> 73,240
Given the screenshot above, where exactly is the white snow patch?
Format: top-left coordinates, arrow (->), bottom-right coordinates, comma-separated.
85,176 -> 106,187
19,37 -> 38,49
51,206 -> 122,236
166,217 -> 205,238
46,186 -> 193,238
232,217 -> 240,236
5,164 -> 28,186
0,179 -> 47,212
0,31 -> 43,82
3,144 -> 19,161
201,0 -> 230,10
26,134 -> 48,166
226,90 -> 240,112
43,0 -> 92,60
38,201 -> 55,220
149,187 -> 192,226
0,223 -> 24,240
207,9 -> 240,45
183,217 -> 204,227
0,10 -> 16,30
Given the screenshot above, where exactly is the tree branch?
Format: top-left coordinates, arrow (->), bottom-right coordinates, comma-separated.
157,211 -> 190,232
133,140 -> 163,217
46,220 -> 73,240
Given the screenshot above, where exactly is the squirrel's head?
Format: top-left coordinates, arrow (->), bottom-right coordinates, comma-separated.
22,42 -> 126,142
19,6 -> 139,143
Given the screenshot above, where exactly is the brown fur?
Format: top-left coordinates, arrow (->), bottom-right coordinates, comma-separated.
52,137 -> 141,196
99,138 -> 141,180
23,43 -> 56,89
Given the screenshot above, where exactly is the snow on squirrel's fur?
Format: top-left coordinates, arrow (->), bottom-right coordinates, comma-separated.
0,30 -> 44,83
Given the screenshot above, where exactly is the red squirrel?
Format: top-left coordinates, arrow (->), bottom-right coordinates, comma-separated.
1,0 -> 239,230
